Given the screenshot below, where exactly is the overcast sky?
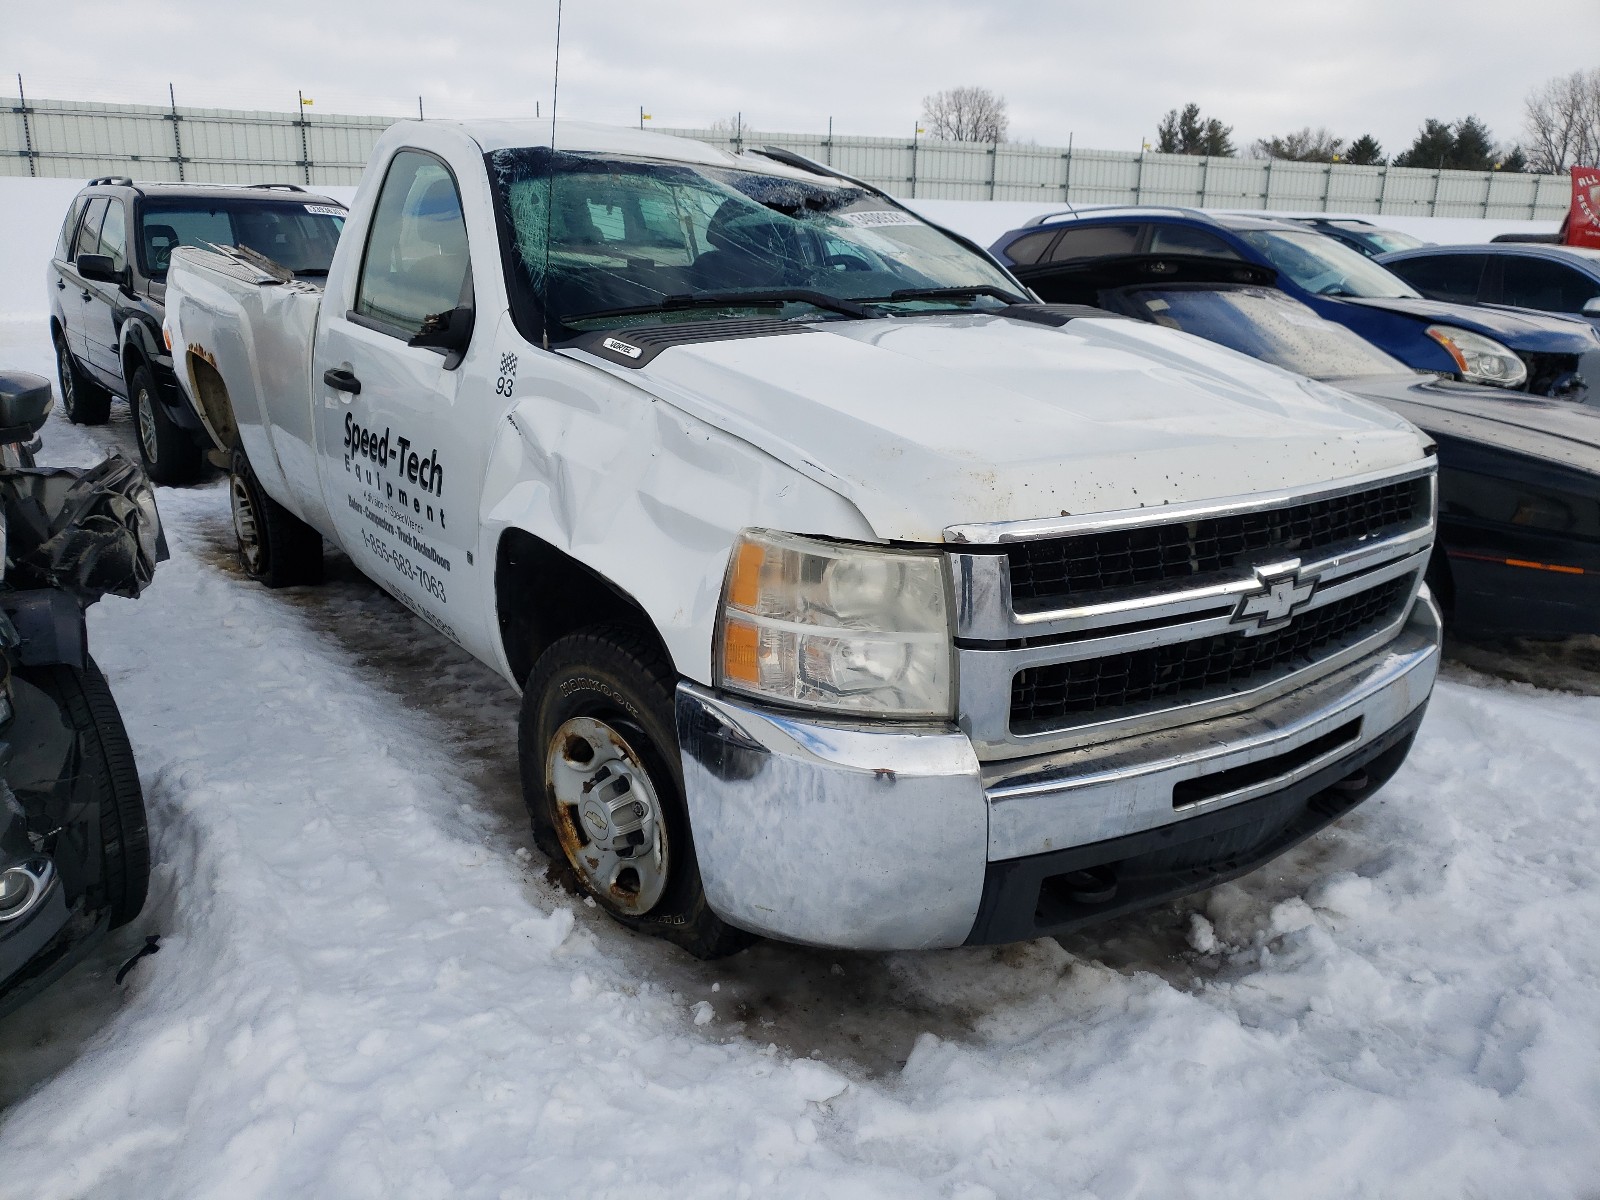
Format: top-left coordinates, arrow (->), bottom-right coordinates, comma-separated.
8,1 -> 1598,156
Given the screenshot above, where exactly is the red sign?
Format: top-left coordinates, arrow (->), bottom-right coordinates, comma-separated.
1568,167 -> 1600,249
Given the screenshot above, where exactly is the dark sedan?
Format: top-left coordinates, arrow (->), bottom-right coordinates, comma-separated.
1009,252 -> 1600,638
1378,242 -> 1600,335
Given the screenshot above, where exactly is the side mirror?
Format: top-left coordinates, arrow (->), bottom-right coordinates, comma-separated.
0,370 -> 55,441
77,252 -> 120,284
408,306 -> 475,369
1583,297 -> 1600,317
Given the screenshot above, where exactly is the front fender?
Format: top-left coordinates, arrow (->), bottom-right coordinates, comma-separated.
477,359 -> 877,685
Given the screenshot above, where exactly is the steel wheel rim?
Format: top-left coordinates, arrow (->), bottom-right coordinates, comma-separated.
56,340 -> 76,418
230,472 -> 264,575
136,387 -> 159,464
546,715 -> 669,916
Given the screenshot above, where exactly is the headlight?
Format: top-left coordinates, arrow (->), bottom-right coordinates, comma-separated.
1425,325 -> 1528,389
0,859 -> 54,923
715,529 -> 954,719
127,477 -> 162,571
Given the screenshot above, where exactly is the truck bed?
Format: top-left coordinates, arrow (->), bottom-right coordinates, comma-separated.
165,245 -> 330,530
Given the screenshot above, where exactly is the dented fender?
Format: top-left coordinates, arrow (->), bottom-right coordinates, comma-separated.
477,331 -> 876,687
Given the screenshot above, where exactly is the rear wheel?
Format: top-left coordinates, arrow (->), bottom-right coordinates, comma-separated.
132,365 -> 204,485
54,328 -> 112,425
519,627 -> 753,959
230,449 -> 324,587
23,657 -> 149,927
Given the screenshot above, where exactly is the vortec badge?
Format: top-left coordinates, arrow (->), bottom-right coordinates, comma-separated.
1232,564 -> 1317,636
601,337 -> 642,359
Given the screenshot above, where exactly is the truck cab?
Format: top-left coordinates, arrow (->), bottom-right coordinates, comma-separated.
164,121 -> 1443,956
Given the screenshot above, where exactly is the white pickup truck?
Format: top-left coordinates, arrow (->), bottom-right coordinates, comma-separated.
165,120 -> 1442,957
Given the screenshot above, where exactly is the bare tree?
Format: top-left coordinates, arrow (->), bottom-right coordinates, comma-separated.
1249,127 -> 1344,162
920,86 -> 1009,142
1524,69 -> 1600,173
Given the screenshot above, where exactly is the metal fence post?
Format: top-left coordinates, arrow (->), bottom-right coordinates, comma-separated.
1377,165 -> 1389,214
14,75 -> 36,177
1323,163 -> 1333,211
1430,168 -> 1443,217
1062,133 -> 1073,201
1134,148 -> 1146,205
987,141 -> 998,200
1198,155 -> 1210,206
167,83 -> 185,181
297,91 -> 312,184
1263,159 -> 1273,209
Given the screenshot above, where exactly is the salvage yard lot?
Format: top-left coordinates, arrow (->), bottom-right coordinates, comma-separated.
1,286 -> 1599,1196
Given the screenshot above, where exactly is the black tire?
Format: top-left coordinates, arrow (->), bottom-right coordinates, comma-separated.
53,326 -> 112,426
519,626 -> 754,960
132,364 -> 204,485
23,656 -> 150,928
229,449 -> 324,588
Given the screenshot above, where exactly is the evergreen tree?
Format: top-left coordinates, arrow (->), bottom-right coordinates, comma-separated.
1344,134 -> 1385,166
1394,119 -> 1458,168
1394,117 -> 1499,170
1450,116 -> 1496,170
1156,104 -> 1235,156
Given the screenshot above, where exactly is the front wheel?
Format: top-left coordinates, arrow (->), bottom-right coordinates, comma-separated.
132,365 -> 204,485
229,450 -> 324,588
22,657 -> 150,927
518,627 -> 753,959
54,328 -> 111,425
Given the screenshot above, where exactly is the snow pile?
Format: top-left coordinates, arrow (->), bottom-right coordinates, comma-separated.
0,204 -> 1597,1197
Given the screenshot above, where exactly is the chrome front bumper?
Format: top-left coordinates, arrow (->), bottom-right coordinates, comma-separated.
676,592 -> 1442,951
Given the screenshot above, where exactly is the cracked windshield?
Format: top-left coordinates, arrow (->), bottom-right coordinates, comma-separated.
490,148 -> 1023,333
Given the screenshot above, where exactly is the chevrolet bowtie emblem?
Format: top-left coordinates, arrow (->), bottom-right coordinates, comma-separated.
1232,563 -> 1317,635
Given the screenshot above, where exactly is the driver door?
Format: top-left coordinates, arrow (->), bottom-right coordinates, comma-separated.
313,149 -> 486,649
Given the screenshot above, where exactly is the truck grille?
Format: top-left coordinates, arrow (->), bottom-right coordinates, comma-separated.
1009,573 -> 1414,732
1007,477 -> 1428,612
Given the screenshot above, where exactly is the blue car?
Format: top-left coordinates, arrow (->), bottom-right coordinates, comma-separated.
990,207 -> 1600,400
1377,242 -> 1600,335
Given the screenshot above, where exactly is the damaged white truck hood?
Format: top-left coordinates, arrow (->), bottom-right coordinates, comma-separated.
579,312 -> 1429,543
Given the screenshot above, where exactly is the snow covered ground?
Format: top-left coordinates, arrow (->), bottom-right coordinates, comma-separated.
1,182 -> 1599,1198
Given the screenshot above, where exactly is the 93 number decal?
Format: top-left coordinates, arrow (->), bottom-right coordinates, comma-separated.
496,351 -> 518,397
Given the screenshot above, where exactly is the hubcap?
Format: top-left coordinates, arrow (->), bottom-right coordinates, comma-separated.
230,472 -> 264,575
546,716 -> 668,916
136,388 -> 159,463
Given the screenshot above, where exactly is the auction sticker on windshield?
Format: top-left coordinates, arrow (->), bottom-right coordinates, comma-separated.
837,210 -> 921,228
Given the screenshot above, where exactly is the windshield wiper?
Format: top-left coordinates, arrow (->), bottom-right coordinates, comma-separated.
869,285 -> 1031,306
568,290 -> 869,323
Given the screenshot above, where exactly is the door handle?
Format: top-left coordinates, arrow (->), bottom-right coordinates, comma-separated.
80,290 -> 93,302
56,279 -> 65,291
323,367 -> 361,395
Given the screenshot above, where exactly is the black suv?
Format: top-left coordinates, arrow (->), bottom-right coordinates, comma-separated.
47,179 -> 346,483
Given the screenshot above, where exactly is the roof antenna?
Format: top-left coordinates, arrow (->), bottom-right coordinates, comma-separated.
540,0 -> 564,351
